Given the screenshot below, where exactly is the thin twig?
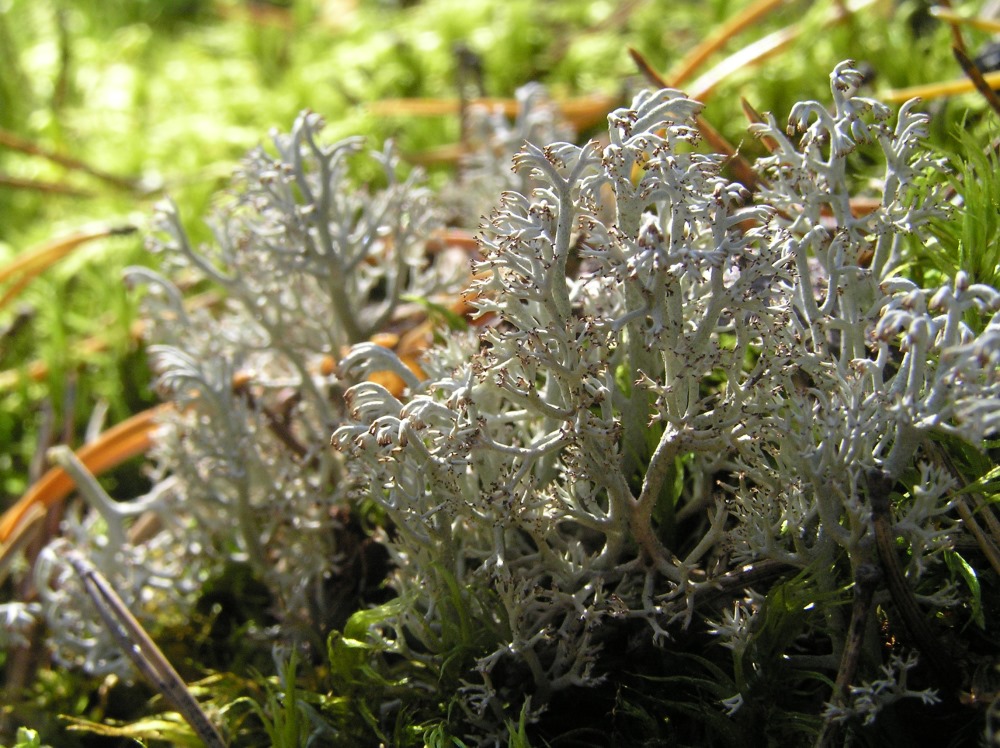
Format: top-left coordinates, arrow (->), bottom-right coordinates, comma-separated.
740,97 -> 779,153
232,379 -> 311,462
0,127 -> 138,192
934,0 -> 969,54
815,562 -> 882,748
685,0 -> 876,102
924,440 -> 1000,577
66,550 -> 228,748
0,173 -> 94,197
688,558 -> 795,610
866,469 -> 962,689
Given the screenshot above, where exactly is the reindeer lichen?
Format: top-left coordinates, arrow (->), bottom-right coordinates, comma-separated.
334,61 -> 998,738
22,63 -> 999,746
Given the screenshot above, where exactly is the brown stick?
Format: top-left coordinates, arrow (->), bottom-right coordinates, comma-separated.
0,128 -> 137,192
815,562 -> 882,748
689,558 -> 794,610
67,550 -> 227,747
866,469 -> 961,689
0,173 -> 93,197
953,45 -> 1000,121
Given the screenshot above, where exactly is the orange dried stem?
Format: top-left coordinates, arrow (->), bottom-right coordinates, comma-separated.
0,503 -> 46,586
0,227 -> 115,285
0,405 -> 171,544
0,225 -> 136,312
402,143 -> 468,166
427,228 -> 479,253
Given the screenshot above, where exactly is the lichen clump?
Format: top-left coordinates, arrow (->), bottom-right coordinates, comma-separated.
21,62 -> 1000,745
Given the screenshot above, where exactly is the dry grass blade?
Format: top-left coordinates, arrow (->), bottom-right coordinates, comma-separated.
882,70 -> 1000,103
668,0 -> 789,87
401,142 -> 468,166
0,405 -> 171,545
954,499 -> 1000,578
687,24 -> 798,102
0,224 -> 137,312
628,46 -> 671,89
687,0 -> 876,102
216,0 -> 295,29
65,550 -> 227,748
933,0 -> 999,117
930,5 -> 1000,34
